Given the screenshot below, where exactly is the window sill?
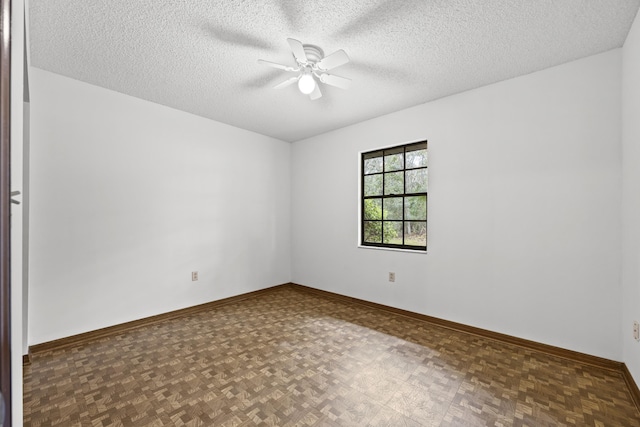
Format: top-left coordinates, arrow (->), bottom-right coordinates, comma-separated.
357,245 -> 428,254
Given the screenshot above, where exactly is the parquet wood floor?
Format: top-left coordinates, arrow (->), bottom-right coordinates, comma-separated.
24,287 -> 640,426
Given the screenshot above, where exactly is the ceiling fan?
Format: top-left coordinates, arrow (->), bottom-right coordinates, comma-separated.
258,38 -> 351,100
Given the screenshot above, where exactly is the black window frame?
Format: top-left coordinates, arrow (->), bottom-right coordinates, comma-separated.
361,140 -> 428,251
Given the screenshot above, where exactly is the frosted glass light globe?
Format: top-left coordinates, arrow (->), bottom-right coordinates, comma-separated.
298,74 -> 316,94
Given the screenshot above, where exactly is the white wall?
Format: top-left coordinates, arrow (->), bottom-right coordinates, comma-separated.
292,50 -> 622,360
22,101 -> 30,357
622,11 -> 640,384
29,67 -> 291,344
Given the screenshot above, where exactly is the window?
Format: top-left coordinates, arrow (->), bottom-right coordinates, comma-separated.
361,141 -> 428,251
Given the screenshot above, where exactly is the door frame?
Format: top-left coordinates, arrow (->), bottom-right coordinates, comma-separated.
0,0 -> 12,424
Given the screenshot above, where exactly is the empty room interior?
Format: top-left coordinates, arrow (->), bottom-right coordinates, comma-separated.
5,0 -> 640,425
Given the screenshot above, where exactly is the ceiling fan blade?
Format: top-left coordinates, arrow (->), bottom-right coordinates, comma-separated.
317,49 -> 349,71
309,84 -> 322,100
287,38 -> 307,63
319,73 -> 351,90
273,76 -> 299,89
257,59 -> 298,72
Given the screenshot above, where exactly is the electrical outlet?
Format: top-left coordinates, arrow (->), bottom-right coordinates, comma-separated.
192,271 -> 198,281
388,272 -> 395,283
634,321 -> 640,341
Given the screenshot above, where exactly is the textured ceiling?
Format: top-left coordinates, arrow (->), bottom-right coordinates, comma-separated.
29,0 -> 640,142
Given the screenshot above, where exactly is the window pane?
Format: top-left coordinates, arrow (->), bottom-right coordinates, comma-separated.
384,152 -> 404,171
383,197 -> 402,220
406,149 -> 427,169
364,199 -> 382,220
384,171 -> 404,195
383,221 -> 403,244
406,169 -> 427,193
405,222 -> 426,246
405,196 -> 426,220
364,157 -> 383,174
364,174 -> 383,196
364,221 -> 382,243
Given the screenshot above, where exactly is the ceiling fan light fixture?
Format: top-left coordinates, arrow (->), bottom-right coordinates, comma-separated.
298,73 -> 316,95
259,38 -> 350,100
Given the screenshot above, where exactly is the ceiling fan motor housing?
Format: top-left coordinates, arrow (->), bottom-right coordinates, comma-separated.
301,45 -> 324,64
